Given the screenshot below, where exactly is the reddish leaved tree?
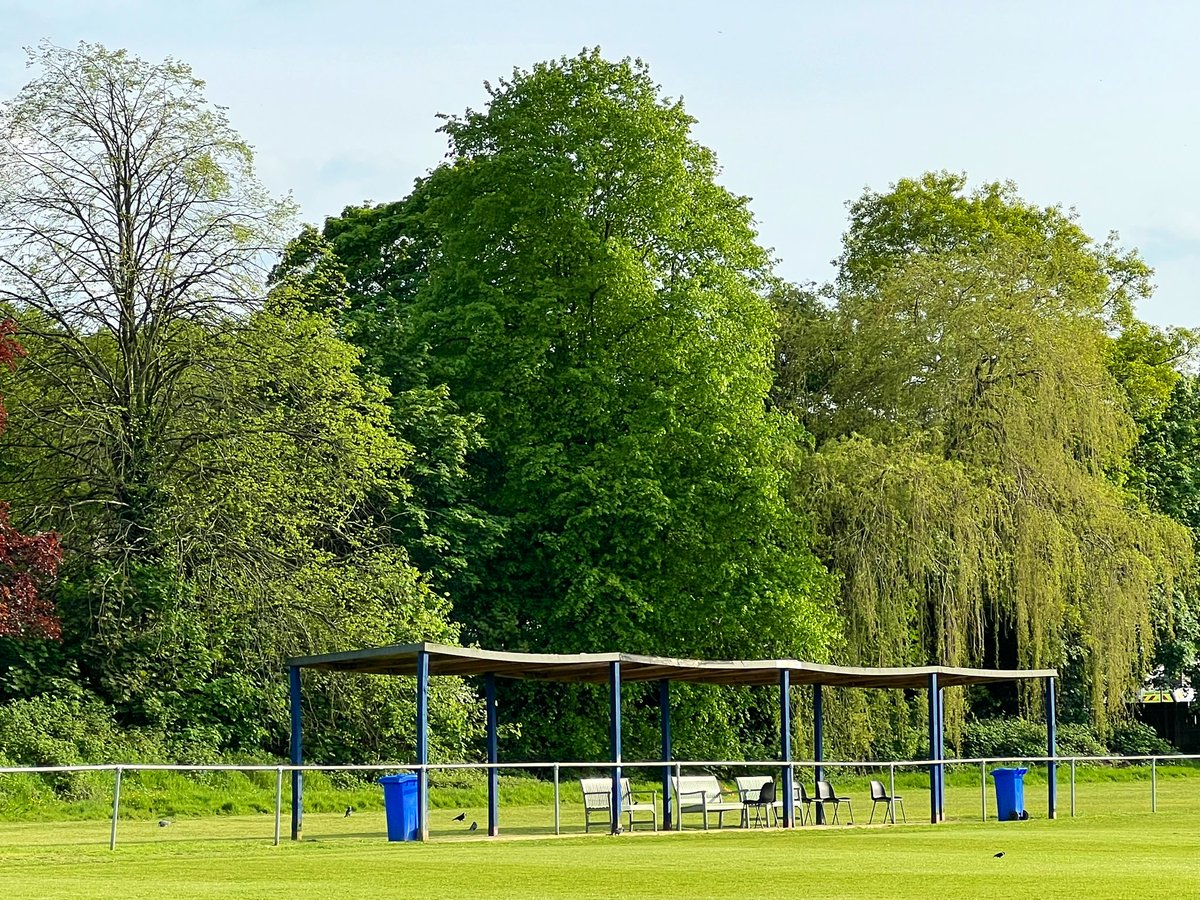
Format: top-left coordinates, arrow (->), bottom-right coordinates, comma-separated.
0,319 -> 61,638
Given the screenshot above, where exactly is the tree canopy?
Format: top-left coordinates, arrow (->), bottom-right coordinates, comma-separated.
779,174 -> 1194,736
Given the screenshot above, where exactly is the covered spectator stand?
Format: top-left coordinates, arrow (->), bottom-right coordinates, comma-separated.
286,643 -> 1057,839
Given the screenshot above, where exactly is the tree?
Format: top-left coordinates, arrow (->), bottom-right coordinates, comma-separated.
0,41 -> 294,557
0,320 -> 60,639
785,174 -> 1193,738
316,50 -> 839,759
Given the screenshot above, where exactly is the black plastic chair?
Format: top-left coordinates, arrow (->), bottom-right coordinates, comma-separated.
745,779 -> 776,827
814,780 -> 854,824
792,781 -> 813,825
868,779 -> 905,824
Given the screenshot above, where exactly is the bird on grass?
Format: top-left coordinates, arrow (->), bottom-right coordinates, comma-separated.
158,820 -> 171,828
452,812 -> 466,822
344,807 -> 353,818
469,821 -> 478,831
993,852 -> 1005,859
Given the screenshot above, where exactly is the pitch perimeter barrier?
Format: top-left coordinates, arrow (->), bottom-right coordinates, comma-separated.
2,754 -> 1198,848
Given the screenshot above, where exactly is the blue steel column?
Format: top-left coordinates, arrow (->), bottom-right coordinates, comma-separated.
610,661 -> 623,834
659,679 -> 672,830
1046,675 -> 1057,820
289,666 -> 303,841
416,649 -> 429,841
485,673 -> 499,836
937,686 -> 946,822
813,683 -> 825,824
927,672 -> 939,825
780,670 -> 793,827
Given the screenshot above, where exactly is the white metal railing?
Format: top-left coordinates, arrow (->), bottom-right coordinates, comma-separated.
2,753 -> 1197,848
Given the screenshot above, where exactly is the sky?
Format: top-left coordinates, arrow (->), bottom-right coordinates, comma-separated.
2,0 -> 1197,328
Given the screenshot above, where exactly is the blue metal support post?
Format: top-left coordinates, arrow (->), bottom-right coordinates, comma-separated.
1046,675 -> 1057,820
659,679 -> 672,830
416,649 -> 429,842
813,683 -> 824,824
485,672 -> 499,836
610,661 -> 622,834
780,670 -> 793,827
928,672 -> 939,824
937,686 -> 946,822
289,666 -> 303,841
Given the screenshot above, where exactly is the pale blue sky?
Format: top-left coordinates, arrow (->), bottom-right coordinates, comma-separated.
3,0 -> 1197,328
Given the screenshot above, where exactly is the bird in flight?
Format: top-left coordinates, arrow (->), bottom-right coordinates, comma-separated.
452,812 -> 466,822
469,821 -> 478,831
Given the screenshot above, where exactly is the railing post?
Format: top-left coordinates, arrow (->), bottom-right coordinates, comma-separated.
274,766 -> 283,846
980,761 -> 987,821
1151,757 -> 1157,813
1070,758 -> 1076,817
109,766 -> 122,850
553,763 -> 560,835
889,762 -> 896,824
675,762 -> 682,831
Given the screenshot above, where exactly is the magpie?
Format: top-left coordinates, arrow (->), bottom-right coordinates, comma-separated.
993,852 -> 1004,859
452,812 -> 466,822
344,806 -> 354,818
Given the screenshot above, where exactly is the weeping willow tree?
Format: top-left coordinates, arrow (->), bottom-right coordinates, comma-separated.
781,174 -> 1193,747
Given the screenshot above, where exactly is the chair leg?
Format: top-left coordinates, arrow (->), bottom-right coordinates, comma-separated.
845,801 -> 854,825
898,798 -> 906,824
869,800 -> 877,825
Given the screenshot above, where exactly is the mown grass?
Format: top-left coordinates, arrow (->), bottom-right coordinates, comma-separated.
1,787 -> 1198,899
0,768 -> 1197,898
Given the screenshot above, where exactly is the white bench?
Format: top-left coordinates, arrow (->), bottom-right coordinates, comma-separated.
735,775 -> 812,825
579,777 -> 658,833
672,775 -> 744,829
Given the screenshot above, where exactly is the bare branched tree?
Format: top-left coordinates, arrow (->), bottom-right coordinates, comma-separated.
0,42 -> 295,556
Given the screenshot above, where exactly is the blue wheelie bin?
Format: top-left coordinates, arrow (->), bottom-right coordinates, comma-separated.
378,773 -> 419,841
990,767 -> 1029,821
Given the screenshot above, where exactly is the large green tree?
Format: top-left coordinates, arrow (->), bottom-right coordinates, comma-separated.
0,41 -> 294,558
313,51 -> 839,759
0,44 -> 474,761
780,174 -> 1192,742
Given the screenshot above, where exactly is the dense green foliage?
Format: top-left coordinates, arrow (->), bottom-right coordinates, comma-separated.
1,48 -> 1198,771
775,175 -> 1195,750
304,51 -> 839,761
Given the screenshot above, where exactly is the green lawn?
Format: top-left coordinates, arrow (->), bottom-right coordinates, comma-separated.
0,771 -> 1195,899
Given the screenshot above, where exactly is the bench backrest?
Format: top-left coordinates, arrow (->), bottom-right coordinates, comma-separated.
579,777 -> 630,810
673,775 -> 725,804
735,775 -> 770,801
736,776 -> 809,803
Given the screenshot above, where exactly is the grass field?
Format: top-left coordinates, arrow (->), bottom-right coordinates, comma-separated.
1,769 -> 1196,899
